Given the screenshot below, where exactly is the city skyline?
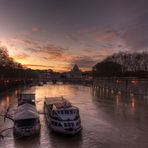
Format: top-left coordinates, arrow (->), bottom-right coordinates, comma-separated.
0,0 -> 148,71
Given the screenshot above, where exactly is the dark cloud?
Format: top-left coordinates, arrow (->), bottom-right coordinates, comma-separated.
25,43 -> 72,62
23,39 -> 36,45
95,28 -> 119,43
35,44 -> 69,60
121,0 -> 148,51
123,11 -> 148,51
71,56 -> 97,69
83,49 -> 93,53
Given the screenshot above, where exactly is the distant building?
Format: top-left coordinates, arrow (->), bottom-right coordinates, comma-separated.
37,70 -> 53,81
70,64 -> 82,78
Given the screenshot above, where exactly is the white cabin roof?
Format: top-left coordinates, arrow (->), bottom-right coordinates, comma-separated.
14,104 -> 39,120
44,97 -> 76,110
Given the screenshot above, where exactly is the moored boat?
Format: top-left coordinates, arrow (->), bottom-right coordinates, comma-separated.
13,93 -> 40,137
44,97 -> 82,135
13,103 -> 40,137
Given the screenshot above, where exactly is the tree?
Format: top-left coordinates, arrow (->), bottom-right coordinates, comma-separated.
92,61 -> 122,77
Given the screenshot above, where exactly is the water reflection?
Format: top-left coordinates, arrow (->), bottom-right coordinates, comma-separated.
92,86 -> 148,116
131,96 -> 135,113
0,84 -> 148,148
6,96 -> 10,109
14,136 -> 40,148
115,94 -> 120,112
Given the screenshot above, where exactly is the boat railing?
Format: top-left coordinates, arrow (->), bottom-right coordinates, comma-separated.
50,115 -> 80,121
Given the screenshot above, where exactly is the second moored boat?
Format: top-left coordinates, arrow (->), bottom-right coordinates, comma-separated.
44,96 -> 82,135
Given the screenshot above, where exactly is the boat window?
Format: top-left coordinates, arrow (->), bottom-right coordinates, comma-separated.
51,121 -> 54,125
64,123 -> 67,127
49,105 -> 53,110
55,122 -> 57,126
70,110 -> 73,114
52,111 -> 56,115
16,119 -> 36,127
61,110 -> 63,114
58,123 -> 62,127
65,110 -> 69,114
57,111 -> 60,114
71,123 -> 74,127
36,119 -> 40,123
48,112 -> 50,116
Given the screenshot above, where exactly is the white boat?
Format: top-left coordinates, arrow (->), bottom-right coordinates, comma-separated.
13,103 -> 40,137
44,97 -> 82,135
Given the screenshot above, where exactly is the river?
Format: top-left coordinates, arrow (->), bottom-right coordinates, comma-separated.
0,84 -> 148,148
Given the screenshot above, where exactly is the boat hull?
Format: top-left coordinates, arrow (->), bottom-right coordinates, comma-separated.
44,108 -> 82,135
49,125 -> 82,135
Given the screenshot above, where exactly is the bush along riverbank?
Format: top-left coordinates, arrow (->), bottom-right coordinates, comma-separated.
0,79 -> 33,93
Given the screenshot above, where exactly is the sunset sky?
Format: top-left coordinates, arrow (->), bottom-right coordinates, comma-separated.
0,0 -> 148,71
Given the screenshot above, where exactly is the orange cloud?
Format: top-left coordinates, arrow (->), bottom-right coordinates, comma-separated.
24,64 -> 54,69
24,64 -> 70,72
26,44 -> 72,62
11,53 -> 29,60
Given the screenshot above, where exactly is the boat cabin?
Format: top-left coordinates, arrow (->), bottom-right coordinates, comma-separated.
18,93 -> 36,106
13,103 -> 40,136
44,97 -> 82,135
44,97 -> 79,117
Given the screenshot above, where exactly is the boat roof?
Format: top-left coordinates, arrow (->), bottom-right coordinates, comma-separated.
17,104 -> 37,112
19,93 -> 35,100
18,93 -> 36,106
14,104 -> 39,120
44,97 -> 76,110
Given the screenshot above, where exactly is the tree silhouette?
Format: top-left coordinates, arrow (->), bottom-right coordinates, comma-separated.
0,47 -> 38,90
93,61 -> 122,77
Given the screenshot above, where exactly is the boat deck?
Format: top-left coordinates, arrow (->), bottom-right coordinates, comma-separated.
44,97 -> 76,110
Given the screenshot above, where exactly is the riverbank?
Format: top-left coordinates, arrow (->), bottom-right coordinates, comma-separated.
93,77 -> 148,96
0,80 -> 33,94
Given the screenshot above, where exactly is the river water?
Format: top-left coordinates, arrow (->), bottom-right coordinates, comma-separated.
0,84 -> 148,148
